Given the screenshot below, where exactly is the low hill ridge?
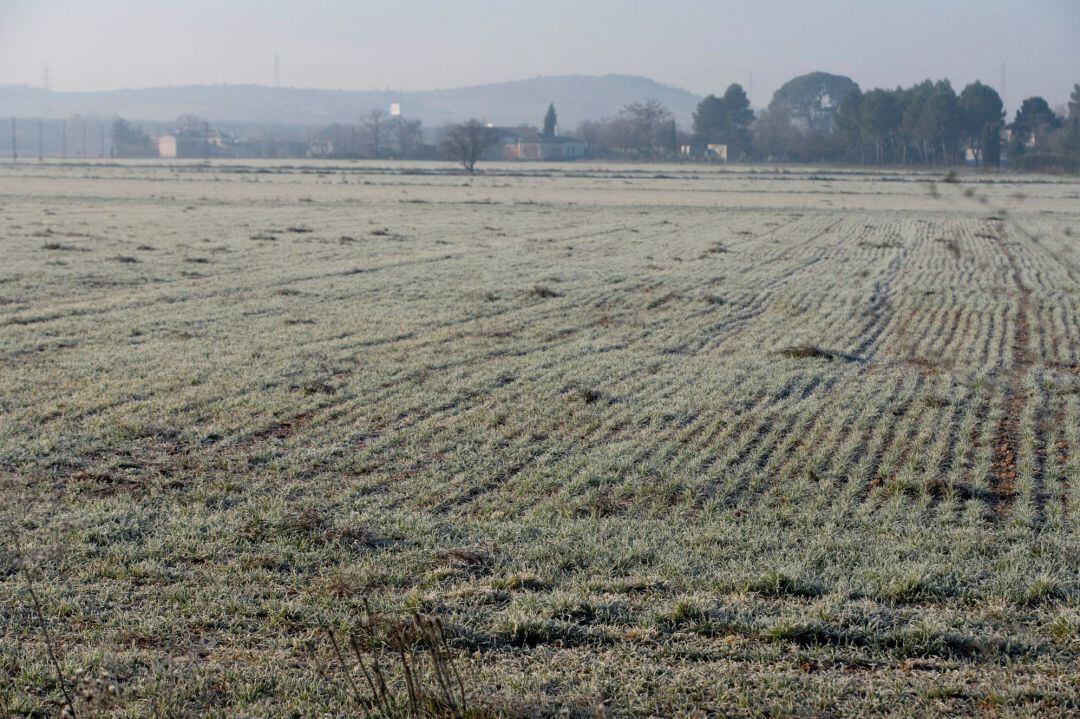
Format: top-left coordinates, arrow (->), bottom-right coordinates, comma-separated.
0,74 -> 702,127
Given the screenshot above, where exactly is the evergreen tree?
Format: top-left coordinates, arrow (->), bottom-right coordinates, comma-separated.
1011,96 -> 1061,154
922,80 -> 962,164
860,89 -> 901,164
692,95 -> 725,140
960,81 -> 1004,164
1056,85 -> 1080,159
691,84 -> 754,154
768,72 -> 859,133
543,103 -> 557,137
110,118 -> 155,158
834,89 -> 865,162
898,80 -> 932,163
721,83 -> 755,153
981,121 -> 1002,168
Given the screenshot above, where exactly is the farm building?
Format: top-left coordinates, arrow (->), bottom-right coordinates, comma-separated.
510,133 -> 587,160
482,126 -> 588,161
481,127 -> 531,161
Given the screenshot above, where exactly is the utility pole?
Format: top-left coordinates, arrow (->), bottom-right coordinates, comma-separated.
11,117 -> 17,162
61,118 -> 67,158
1000,63 -> 1008,119
42,67 -> 52,127
99,123 -> 105,157
81,118 -> 87,158
273,52 -> 283,125
203,120 -> 210,159
38,118 -> 43,160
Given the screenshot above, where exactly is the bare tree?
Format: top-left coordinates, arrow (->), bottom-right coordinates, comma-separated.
574,119 -> 605,153
389,116 -> 423,158
176,114 -> 203,134
751,106 -> 798,161
362,109 -> 388,157
439,119 -> 498,171
621,99 -> 674,154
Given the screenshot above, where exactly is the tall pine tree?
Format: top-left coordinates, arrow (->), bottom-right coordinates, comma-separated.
543,103 -> 557,137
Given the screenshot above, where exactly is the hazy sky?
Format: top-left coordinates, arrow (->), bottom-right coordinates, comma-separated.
1,0 -> 1077,113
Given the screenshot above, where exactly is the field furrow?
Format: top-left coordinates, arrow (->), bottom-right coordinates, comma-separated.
1,162 -> 1077,718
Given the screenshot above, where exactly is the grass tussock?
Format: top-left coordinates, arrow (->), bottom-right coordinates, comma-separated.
323,605 -> 470,718
529,285 -> 562,299
778,345 -> 858,362
742,571 -> 821,598
41,241 -> 88,252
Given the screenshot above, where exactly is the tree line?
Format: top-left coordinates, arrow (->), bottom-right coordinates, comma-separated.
311,109 -> 426,159
568,72 -> 1080,170
94,71 -> 1080,171
107,109 -> 430,160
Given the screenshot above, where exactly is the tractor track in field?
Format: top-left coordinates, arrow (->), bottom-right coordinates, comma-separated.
991,219 -> 1033,518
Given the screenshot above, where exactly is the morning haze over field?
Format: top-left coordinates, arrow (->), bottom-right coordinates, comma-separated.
1,0 -> 1078,110
1,2 -> 1079,718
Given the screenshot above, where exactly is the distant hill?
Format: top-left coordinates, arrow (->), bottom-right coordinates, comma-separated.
0,74 -> 702,129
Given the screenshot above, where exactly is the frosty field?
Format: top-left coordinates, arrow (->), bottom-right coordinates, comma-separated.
1,160 -> 1079,717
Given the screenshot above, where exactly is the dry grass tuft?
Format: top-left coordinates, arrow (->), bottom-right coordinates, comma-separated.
778,345 -> 858,362
529,285 -> 562,299
322,604 -> 469,718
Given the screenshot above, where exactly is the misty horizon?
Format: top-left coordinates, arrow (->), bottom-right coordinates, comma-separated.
2,0 -> 1078,116
6,72 -> 709,99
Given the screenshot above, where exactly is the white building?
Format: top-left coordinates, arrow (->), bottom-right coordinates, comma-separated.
158,134 -> 177,159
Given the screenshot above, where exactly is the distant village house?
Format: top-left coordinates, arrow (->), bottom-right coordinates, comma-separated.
482,125 -> 587,161
679,142 -> 728,161
158,134 -> 177,159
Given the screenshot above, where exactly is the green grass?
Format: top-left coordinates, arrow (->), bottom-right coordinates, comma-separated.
0,160 -> 1078,717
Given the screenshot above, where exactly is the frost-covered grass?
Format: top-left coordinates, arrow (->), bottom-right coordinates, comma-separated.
0,160 -> 1078,717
